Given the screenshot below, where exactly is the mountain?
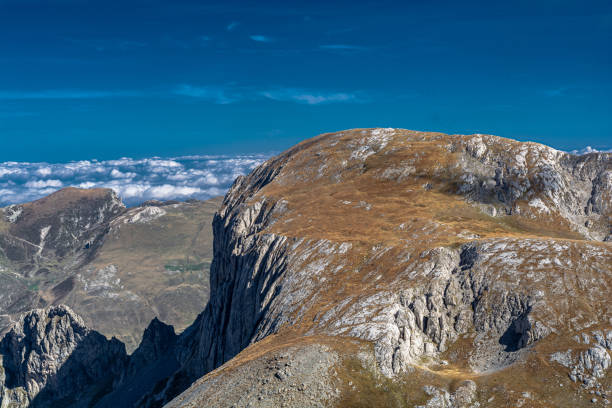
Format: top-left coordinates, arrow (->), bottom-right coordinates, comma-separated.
0,305 -> 127,407
1,128 -> 611,407
0,188 -> 221,351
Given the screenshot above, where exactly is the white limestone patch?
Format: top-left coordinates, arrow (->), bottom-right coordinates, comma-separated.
465,136 -> 487,159
303,257 -> 331,277
458,231 -> 480,240
123,206 -> 168,224
528,198 -> 550,214
79,264 -> 122,298
350,145 -> 376,161
350,128 -> 395,161
380,165 -> 416,182
337,242 -> 352,254
355,201 -> 372,211
4,205 -> 23,223
36,226 -> 51,257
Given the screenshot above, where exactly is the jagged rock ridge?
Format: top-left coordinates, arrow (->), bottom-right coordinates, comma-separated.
0,305 -> 127,407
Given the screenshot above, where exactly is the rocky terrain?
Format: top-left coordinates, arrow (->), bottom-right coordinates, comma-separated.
0,306 -> 127,407
0,189 -> 221,351
0,128 -> 610,407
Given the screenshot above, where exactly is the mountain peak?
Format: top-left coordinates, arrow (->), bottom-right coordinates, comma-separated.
226,128 -> 611,244
0,305 -> 127,406
2,187 -> 125,263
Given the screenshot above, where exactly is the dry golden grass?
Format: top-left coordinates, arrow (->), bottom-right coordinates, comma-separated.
210,129 -> 611,406
19,187 -> 115,220
259,129 -> 588,248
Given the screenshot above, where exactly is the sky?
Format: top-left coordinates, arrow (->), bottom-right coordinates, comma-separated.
1,0 -> 610,161
0,0 -> 610,204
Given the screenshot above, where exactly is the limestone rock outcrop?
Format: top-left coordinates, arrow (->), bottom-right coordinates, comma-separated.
0,305 -> 127,407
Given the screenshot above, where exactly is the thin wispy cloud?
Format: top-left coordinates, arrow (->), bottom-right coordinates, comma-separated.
0,90 -> 139,100
1,85 -> 364,105
260,88 -> 363,105
173,84 -> 242,104
542,87 -> 570,97
250,35 -> 274,43
226,21 -> 239,31
174,84 -> 365,105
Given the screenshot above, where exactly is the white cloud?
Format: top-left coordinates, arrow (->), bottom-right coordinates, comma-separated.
0,154 -> 269,207
570,146 -> 612,155
78,182 -> 96,189
119,183 -> 151,199
0,167 -> 22,177
147,159 -> 182,168
226,21 -> 240,31
36,167 -> 52,176
110,169 -> 137,178
149,184 -> 202,198
24,179 -> 63,188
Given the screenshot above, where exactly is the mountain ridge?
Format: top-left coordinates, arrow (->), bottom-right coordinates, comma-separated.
0,189 -> 221,351
1,128 -> 611,407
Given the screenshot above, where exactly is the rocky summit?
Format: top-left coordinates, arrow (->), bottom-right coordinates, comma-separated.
0,128 -> 611,407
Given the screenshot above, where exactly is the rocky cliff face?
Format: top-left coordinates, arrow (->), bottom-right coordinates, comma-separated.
0,305 -> 127,407
0,306 -> 187,408
161,129 -> 611,407
1,128 -> 610,407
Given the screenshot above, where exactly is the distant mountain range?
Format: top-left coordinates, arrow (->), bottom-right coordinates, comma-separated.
0,188 -> 221,351
0,128 -> 610,407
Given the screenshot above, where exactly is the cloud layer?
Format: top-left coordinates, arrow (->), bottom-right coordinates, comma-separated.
570,146 -> 612,155
0,154 -> 269,207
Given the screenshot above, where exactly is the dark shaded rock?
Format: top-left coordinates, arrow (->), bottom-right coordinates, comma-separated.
0,305 -> 127,407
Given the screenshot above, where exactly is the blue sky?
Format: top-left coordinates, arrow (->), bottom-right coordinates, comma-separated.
1,0 -> 611,162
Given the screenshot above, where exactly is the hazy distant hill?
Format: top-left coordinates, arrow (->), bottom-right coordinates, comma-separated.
0,188 -> 220,351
